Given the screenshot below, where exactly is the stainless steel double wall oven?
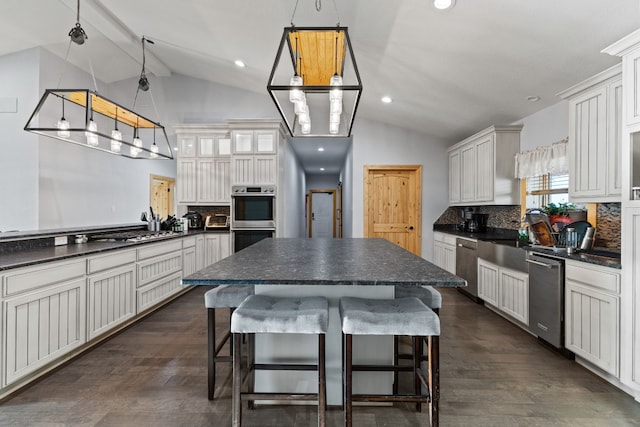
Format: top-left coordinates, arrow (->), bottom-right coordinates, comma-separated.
231,185 -> 275,252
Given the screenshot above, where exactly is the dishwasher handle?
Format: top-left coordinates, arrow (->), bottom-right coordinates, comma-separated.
526,258 -> 555,269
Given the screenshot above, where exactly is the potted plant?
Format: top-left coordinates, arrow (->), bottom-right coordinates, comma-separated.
541,202 -> 586,231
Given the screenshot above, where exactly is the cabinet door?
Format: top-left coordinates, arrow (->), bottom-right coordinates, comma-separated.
565,281 -> 619,376
4,278 -> 87,385
254,155 -> 277,185
204,234 -> 221,267
608,78 -> 623,196
498,268 -> 528,325
623,50 -> 640,127
214,159 -> 231,203
448,150 -> 461,204
178,136 -> 197,157
569,86 -> 608,198
87,264 -> 135,340
199,137 -> 215,157
477,259 -> 499,306
218,137 -> 232,156
196,236 -> 205,271
443,243 -> 456,275
232,156 -> 254,185
183,246 -> 197,277
233,131 -> 254,154
198,158 -> 215,202
475,136 -> 495,202
460,144 -> 476,202
219,234 -> 231,260
178,159 -> 197,203
433,241 -> 445,270
255,130 -> 277,153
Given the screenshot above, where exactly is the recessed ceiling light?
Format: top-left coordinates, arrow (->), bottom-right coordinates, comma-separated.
320,167 -> 325,171
234,60 -> 246,68
433,0 -> 455,10
381,96 -> 392,104
526,96 -> 541,102
318,147 -> 325,152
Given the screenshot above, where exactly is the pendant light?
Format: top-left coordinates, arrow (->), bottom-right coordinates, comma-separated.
56,96 -> 70,138
329,32 -> 343,135
130,117 -> 143,156
150,127 -> 159,158
110,107 -> 122,153
85,109 -> 99,146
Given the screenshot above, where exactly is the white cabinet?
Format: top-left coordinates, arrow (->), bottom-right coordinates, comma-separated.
230,126 -> 281,186
136,240 -> 184,312
477,258 -> 529,326
565,260 -> 620,377
182,235 -> 207,276
448,125 -> 522,206
432,232 -> 456,274
86,250 -> 136,340
558,65 -> 622,202
2,259 -> 86,386
175,128 -> 232,205
204,233 -> 231,267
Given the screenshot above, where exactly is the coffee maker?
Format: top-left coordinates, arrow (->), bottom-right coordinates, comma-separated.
460,207 -> 475,231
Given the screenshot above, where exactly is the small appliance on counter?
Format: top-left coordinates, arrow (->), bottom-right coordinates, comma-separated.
183,211 -> 203,229
205,214 -> 230,230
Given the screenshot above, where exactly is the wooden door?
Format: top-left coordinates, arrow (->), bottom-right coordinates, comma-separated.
150,175 -> 175,219
364,165 -> 422,255
309,190 -> 336,238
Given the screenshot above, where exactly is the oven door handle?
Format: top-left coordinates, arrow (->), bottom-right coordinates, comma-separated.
525,259 -> 554,269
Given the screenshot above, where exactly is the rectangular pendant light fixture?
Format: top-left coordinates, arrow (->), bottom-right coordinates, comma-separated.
267,26 -> 363,138
24,89 -> 173,159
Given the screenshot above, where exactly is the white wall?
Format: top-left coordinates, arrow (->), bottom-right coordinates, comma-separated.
340,144 -> 354,238
514,101 -> 569,151
279,136 -> 306,237
0,49 -> 40,231
350,118 -> 450,260
306,173 -> 340,191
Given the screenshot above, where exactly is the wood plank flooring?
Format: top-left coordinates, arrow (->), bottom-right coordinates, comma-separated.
1,286 -> 640,426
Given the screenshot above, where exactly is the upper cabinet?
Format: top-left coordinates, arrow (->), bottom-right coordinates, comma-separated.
175,126 -> 231,205
448,125 -> 522,206
229,122 -> 283,187
558,64 -> 622,202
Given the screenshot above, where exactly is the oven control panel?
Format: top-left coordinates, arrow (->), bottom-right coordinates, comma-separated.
232,185 -> 276,195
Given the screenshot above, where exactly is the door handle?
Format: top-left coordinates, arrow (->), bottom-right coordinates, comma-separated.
525,259 -> 553,268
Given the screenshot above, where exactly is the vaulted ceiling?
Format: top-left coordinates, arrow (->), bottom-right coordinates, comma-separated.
2,0 -> 639,171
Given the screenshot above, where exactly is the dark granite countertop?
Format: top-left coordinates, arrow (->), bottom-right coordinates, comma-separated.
433,224 -> 519,241
182,237 -> 466,287
0,229 -> 227,271
525,246 -> 621,269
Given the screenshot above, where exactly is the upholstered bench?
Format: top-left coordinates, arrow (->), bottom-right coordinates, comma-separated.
231,295 -> 329,427
204,285 -> 254,400
339,296 -> 441,427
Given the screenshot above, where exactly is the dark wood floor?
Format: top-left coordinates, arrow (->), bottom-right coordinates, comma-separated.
2,286 -> 640,426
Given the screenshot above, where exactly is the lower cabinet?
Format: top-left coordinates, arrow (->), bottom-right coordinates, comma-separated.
2,259 -> 87,386
565,260 -> 620,377
433,232 -> 456,274
204,233 -> 231,267
136,240 -> 184,312
86,250 -> 136,340
478,258 -> 529,326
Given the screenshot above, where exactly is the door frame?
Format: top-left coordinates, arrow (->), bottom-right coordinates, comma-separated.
363,165 -> 422,254
149,174 -> 175,218
308,189 -> 337,238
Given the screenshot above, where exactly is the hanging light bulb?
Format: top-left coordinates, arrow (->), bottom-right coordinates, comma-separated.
111,107 -> 122,153
289,36 -> 305,104
85,109 -> 99,146
57,97 -> 70,138
328,33 -> 343,135
130,118 -> 143,156
150,127 -> 159,158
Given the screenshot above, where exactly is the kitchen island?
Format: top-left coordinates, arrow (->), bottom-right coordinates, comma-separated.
182,237 -> 465,405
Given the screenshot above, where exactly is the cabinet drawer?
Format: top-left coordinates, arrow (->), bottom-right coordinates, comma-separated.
137,251 -> 183,288
137,271 -> 183,312
87,250 -> 136,274
137,240 -> 183,261
3,259 -> 85,297
565,261 -> 620,294
182,236 -> 197,248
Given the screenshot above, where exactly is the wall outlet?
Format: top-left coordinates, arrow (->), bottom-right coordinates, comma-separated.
54,236 -> 67,246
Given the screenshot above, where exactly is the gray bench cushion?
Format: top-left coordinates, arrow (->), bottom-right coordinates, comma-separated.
231,295 -> 329,334
204,285 -> 255,309
394,286 -> 442,310
339,296 -> 440,336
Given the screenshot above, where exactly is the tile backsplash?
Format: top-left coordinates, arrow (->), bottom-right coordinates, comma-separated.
595,202 -> 621,249
434,205 -> 521,230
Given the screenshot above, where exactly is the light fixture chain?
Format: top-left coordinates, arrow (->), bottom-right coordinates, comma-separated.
76,0 -> 81,23
88,55 -> 99,92
290,0 -> 300,25
331,0 -> 341,25
56,39 -> 73,89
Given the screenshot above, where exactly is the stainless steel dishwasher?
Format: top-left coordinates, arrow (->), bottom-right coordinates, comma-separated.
456,238 -> 478,302
526,252 -> 565,349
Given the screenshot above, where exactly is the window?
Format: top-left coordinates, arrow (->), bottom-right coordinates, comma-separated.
525,173 -> 570,210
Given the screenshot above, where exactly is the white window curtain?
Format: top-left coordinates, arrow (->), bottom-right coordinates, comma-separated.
514,138 -> 568,179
